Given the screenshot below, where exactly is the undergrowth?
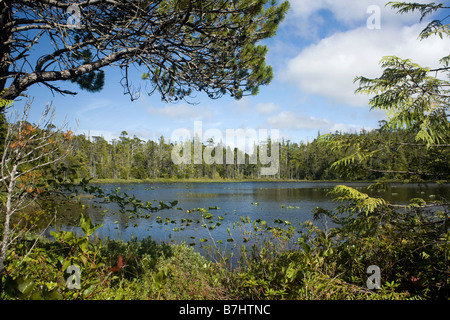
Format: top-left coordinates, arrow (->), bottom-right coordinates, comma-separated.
1,185 -> 448,301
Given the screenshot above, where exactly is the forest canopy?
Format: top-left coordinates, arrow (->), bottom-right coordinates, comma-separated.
57,125 -> 449,182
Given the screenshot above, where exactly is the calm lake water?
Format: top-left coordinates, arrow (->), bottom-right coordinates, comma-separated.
49,181 -> 450,254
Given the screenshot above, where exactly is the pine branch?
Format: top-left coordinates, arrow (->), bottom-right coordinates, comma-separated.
387,2 -> 448,22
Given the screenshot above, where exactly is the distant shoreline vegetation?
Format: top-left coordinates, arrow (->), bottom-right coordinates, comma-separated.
86,177 -> 448,184
87,177 -> 349,184
61,124 -> 449,184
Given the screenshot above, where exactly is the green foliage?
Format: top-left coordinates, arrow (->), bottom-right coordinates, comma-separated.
330,185 -> 387,215
354,3 -> 450,149
89,235 -> 228,300
222,218 -> 413,300
320,125 -> 450,181
2,1 -> 449,301
69,48 -> 105,93
1,211 -> 227,300
100,236 -> 172,279
312,185 -> 449,299
2,214 -> 109,300
309,4 -> 450,300
2,207 -> 448,300
0,91 -> 12,155
355,56 -> 450,147
1,0 -> 289,103
56,122 -> 449,183
0,90 -> 13,109
387,2 -> 449,39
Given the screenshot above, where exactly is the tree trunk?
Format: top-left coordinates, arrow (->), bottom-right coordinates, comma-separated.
0,1 -> 12,160
0,165 -> 16,292
0,0 -> 12,96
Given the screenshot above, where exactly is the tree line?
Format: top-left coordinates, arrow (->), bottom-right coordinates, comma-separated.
59,123 -> 449,182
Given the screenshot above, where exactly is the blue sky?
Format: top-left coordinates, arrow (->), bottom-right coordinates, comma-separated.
10,0 -> 450,145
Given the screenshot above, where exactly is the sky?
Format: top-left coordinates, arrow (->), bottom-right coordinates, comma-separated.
10,0 -> 450,146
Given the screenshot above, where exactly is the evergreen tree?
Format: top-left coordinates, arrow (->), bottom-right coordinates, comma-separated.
0,0 -> 289,104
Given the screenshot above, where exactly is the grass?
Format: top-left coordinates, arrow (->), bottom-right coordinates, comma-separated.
97,240 -> 229,300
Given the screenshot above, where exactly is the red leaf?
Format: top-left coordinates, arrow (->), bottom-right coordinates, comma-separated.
108,255 -> 124,272
117,255 -> 123,269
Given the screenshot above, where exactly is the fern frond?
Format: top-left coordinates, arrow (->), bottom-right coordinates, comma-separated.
330,185 -> 388,214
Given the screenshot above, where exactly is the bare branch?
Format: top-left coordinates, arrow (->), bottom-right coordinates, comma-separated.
0,98 -> 74,277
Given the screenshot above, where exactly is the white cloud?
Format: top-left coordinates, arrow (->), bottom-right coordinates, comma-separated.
147,103 -> 213,120
265,110 -> 375,138
266,111 -> 331,129
287,0 -> 431,27
329,123 -> 373,133
231,97 -> 252,116
281,23 -> 450,107
255,102 -> 281,114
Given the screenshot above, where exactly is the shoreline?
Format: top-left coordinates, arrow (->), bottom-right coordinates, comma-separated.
88,178 -> 367,184
84,177 -> 447,185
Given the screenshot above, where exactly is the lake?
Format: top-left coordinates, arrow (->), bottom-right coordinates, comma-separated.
49,181 -> 450,255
